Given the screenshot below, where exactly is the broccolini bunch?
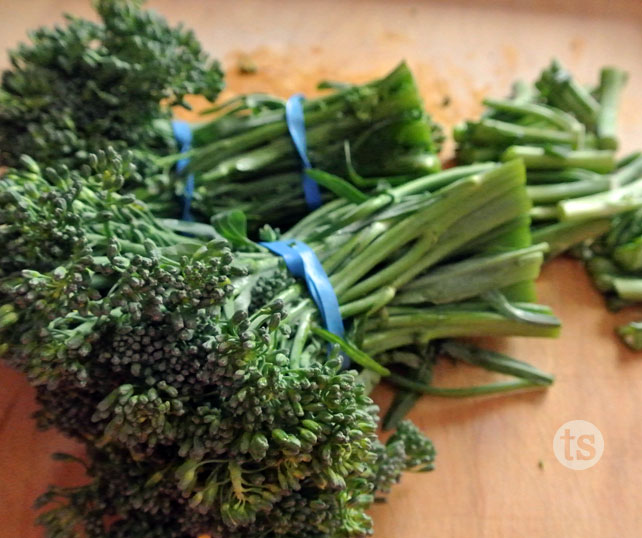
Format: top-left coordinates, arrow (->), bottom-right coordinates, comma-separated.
172,62 -> 444,231
0,0 -> 223,201
1,148 -> 557,536
0,151 -> 434,537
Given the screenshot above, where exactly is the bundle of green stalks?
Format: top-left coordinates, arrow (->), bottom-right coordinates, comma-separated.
167,62 -> 444,231
455,60 -> 642,350
455,60 -> 634,258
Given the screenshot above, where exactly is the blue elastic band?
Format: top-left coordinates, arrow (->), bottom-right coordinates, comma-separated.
285,94 -> 323,210
261,239 -> 348,367
172,120 -> 195,221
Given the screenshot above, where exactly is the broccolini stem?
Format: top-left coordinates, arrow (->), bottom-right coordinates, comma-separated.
290,311 -> 313,368
361,307 -> 560,354
526,176 -> 611,204
333,161 -> 526,299
467,118 -> 581,148
440,340 -> 553,386
536,60 -> 600,127
530,205 -> 559,221
482,98 -> 584,133
612,278 -> 642,301
392,162 -> 497,197
526,168 -> 604,184
387,373 -> 544,397
531,219 -> 611,258
501,146 -> 616,173
558,176 -> 642,221
392,244 -> 547,305
609,152 -> 642,188
382,357 -> 433,430
617,321 -> 642,350
339,286 -> 396,318
596,67 -> 628,150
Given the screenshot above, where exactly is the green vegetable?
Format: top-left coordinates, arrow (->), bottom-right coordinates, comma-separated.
1,150 -> 557,536
595,67 -> 629,150
0,0 -> 223,214
456,60 -> 632,260
617,321 -> 642,350
167,62 -> 444,231
572,206 -> 642,347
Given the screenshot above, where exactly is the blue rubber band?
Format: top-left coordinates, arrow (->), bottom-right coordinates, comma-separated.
172,120 -> 195,221
261,239 -> 348,367
285,94 -> 323,210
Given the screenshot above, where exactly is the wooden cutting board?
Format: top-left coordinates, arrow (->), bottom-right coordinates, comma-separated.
1,2 -> 641,537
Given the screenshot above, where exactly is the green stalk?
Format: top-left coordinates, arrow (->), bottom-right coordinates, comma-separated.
527,176 -> 611,204
612,278 -> 642,301
530,205 -> 558,221
336,160 -> 528,301
617,321 -> 642,350
502,146 -> 615,173
441,340 -> 553,385
382,351 -> 434,430
531,219 -> 611,258
482,98 -> 584,133
297,165 -> 495,241
339,286 -> 396,318
468,118 -> 580,147
320,222 -> 389,274
289,311 -> 313,368
456,144 -> 504,164
361,306 -> 560,354
392,244 -> 546,305
195,116 -> 365,182
385,184 -> 531,293
536,60 -> 600,127
613,238 -> 642,271
558,176 -> 642,221
596,67 -> 628,150
387,373 -> 543,397
329,175 -> 486,296
392,162 -> 497,197
526,168 -> 604,184
453,216 -> 531,257
610,153 -> 642,188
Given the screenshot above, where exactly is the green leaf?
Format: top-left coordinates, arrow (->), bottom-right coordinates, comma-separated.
387,373 -> 541,397
440,340 -> 553,386
306,168 -> 369,203
211,210 -> 253,248
482,290 -> 561,327
51,453 -> 87,466
160,218 -> 222,239
312,326 -> 390,376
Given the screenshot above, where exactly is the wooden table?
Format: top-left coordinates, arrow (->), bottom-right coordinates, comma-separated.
1,2 -> 641,537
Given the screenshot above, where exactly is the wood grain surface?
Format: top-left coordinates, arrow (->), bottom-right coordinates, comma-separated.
1,2 -> 641,537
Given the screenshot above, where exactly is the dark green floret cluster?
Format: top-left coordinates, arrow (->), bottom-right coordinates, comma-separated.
0,0 -> 223,204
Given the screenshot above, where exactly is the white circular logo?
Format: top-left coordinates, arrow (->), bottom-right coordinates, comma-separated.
553,420 -> 604,470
